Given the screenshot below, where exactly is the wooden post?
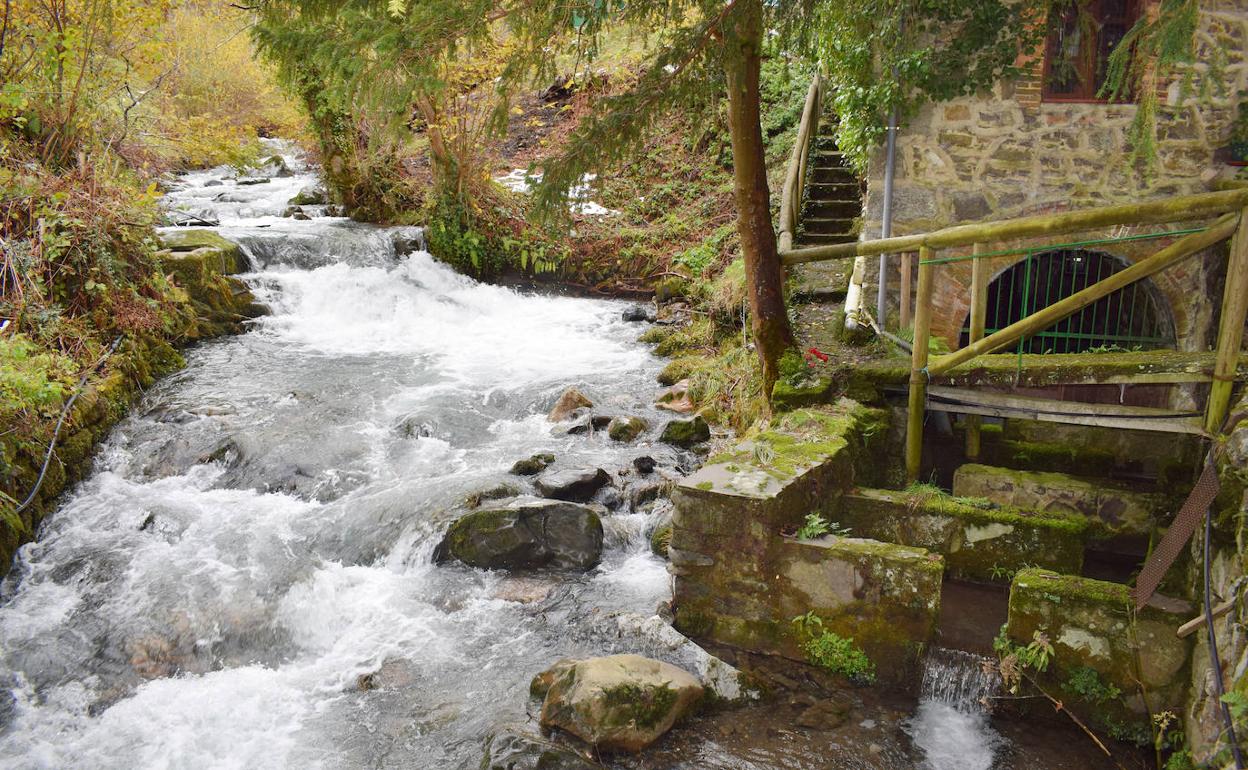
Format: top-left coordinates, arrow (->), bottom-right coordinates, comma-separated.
966,243 -> 988,459
906,247 -> 936,482
1206,208 -> 1248,433
899,252 -> 913,329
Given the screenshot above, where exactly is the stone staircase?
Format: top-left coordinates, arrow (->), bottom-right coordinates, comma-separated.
790,120 -> 862,303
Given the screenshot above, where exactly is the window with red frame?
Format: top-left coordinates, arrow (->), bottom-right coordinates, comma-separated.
1042,0 -> 1141,102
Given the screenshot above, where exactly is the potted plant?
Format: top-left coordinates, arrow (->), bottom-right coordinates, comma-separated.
1231,102 -> 1248,163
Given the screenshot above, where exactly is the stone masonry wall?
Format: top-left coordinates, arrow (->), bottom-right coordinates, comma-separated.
859,1 -> 1248,351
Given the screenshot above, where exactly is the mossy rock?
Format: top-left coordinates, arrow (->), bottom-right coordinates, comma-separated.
158,228 -> 240,257
607,417 -> 647,443
660,416 -> 710,448
637,326 -> 676,345
435,500 -> 604,571
649,524 -> 673,558
657,357 -> 699,386
536,655 -> 704,753
652,276 -> 689,302
511,453 -> 555,476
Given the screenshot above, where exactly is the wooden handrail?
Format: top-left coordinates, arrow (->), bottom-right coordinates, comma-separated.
781,188 -> 1248,266
777,74 -> 823,254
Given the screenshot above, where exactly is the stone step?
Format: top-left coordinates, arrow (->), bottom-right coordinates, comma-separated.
951,463 -> 1163,539
795,232 -> 857,247
804,200 -> 861,219
789,261 -> 852,303
836,488 -> 1088,582
801,216 -> 856,235
812,167 -> 859,184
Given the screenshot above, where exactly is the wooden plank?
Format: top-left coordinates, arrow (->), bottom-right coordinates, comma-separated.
1177,600 -> 1235,639
966,242 -> 988,459
929,215 -> 1240,377
924,387 -> 1207,435
1206,207 -> 1248,433
906,248 -> 935,481
777,75 -> 822,255
780,188 -> 1248,266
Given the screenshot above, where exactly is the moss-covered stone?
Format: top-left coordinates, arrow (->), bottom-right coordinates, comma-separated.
435,499 -> 604,571
837,487 -> 1086,582
660,416 -> 710,448
669,399 -> 932,689
953,463 -> 1162,538
1007,568 -> 1192,734
649,524 -> 672,558
607,416 -> 647,442
510,452 -> 555,476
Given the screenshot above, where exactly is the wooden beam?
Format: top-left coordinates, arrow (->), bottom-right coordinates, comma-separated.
899,251 -> 913,329
928,214 -> 1240,377
777,75 -> 822,255
966,243 -> 988,460
1206,207 -> 1248,433
925,387 -> 1207,435
906,248 -> 936,481
780,188 -> 1248,266
1177,600 -> 1235,639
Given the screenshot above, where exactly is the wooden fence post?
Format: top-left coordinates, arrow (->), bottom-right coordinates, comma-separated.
899,252 -> 913,329
966,243 -> 988,459
1206,209 -> 1248,434
906,247 -> 936,481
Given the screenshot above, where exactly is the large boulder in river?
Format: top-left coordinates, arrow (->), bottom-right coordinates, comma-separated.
510,452 -> 555,476
534,655 -> 704,753
481,728 -> 600,770
659,416 -> 709,448
435,499 -> 603,571
289,185 -> 328,206
535,468 -> 610,502
549,388 -> 593,422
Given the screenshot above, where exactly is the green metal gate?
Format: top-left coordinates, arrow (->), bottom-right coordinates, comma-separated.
958,248 -> 1176,354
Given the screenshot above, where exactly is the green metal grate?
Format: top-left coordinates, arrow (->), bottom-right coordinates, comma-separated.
958,248 -> 1175,354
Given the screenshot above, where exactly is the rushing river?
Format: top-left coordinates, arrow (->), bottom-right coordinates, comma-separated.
0,143 -> 1142,769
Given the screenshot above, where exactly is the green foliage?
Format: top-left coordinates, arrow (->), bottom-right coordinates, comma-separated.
426,189 -> 566,279
993,626 -> 1054,694
1064,665 -> 1122,704
791,612 -> 876,684
1232,102 -> 1248,146
805,0 -> 1042,173
0,335 -> 72,421
795,512 -> 851,540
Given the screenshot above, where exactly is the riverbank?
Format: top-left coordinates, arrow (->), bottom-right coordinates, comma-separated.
0,231 -> 263,576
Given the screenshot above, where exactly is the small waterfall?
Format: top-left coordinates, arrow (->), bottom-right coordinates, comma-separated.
920,646 -> 1000,713
908,647 -> 1005,770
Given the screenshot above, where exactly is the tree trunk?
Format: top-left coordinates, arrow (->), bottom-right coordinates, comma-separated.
722,0 -> 795,397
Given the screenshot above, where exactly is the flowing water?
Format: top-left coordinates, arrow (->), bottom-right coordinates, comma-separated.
0,143 -> 1145,769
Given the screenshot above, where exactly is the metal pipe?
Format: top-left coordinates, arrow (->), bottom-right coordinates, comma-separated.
877,107 -> 898,327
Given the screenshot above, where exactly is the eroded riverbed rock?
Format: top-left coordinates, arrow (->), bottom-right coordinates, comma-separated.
535,654 -> 704,753
549,388 -> 594,422
535,468 -> 610,502
659,416 -> 709,448
607,416 -> 647,442
511,452 -> 555,476
654,380 -> 693,414
482,728 -> 601,770
435,499 -> 603,570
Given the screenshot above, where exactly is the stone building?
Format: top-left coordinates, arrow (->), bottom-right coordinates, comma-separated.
857,0 -> 1248,354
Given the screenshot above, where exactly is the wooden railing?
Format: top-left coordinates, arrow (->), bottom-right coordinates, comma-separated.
777,74 -> 824,254
776,188 -> 1248,480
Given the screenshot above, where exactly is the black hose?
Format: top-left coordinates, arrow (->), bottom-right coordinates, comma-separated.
13,336 -> 123,515
1205,495 -> 1245,770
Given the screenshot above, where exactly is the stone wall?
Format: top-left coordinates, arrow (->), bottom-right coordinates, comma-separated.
1185,390 -> 1248,763
668,402 -> 945,688
858,2 -> 1248,351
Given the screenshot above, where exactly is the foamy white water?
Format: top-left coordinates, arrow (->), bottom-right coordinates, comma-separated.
0,144 -> 678,769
